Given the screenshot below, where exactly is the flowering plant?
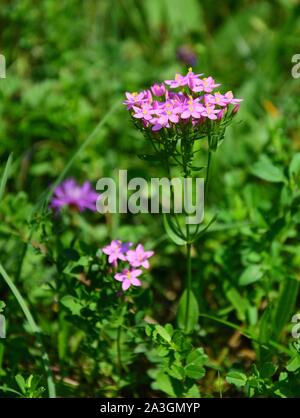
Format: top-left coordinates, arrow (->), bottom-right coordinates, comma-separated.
124,68 -> 241,157
124,69 -> 242,333
102,240 -> 154,291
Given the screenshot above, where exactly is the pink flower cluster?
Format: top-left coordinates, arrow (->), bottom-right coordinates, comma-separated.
102,240 -> 154,291
123,68 -> 242,131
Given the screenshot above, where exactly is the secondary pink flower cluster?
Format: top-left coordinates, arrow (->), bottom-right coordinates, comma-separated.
123,68 -> 242,131
102,240 -> 154,291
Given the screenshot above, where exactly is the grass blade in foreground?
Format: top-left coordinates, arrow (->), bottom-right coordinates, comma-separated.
0,264 -> 56,398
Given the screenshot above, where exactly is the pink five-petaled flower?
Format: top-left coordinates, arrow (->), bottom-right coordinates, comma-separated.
181,97 -> 204,119
224,91 -> 243,105
204,92 -> 228,107
123,92 -> 148,110
114,268 -> 142,291
151,102 -> 181,131
51,178 -> 98,212
165,72 -> 186,88
132,104 -> 155,121
151,83 -> 166,97
201,105 -> 220,120
165,68 -> 202,90
192,76 -> 221,93
102,240 -> 132,265
126,244 -> 154,269
184,67 -> 204,90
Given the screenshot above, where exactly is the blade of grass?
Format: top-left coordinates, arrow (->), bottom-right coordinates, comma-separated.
0,156 -> 55,397
0,263 -> 56,398
272,276 -> 299,340
34,100 -> 120,213
0,153 -> 13,201
199,313 -> 292,356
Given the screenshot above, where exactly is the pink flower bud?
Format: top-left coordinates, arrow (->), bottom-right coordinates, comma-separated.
151,83 -> 166,97
233,104 -> 240,114
217,108 -> 226,119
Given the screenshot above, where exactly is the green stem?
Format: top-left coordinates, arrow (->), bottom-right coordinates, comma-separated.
182,138 -> 193,333
0,263 -> 56,398
185,238 -> 192,333
205,150 -> 212,202
116,325 -> 122,371
194,149 -> 213,236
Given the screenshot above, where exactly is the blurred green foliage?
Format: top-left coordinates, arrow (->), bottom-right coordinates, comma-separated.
0,0 -> 300,398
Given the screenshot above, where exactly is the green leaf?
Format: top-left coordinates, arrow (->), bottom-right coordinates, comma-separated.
225,287 -> 248,321
152,372 -> 176,397
251,155 -> 286,183
226,371 -> 247,387
177,289 -> 199,333
185,364 -> 205,380
155,325 -> 172,343
163,214 -> 186,246
272,277 -> 299,340
169,364 -> 185,380
15,374 -> 26,394
239,264 -> 263,286
191,213 -> 218,243
259,305 -> 272,344
286,355 -> 300,372
60,295 -> 83,316
260,362 -> 277,378
185,383 -> 200,397
289,153 -> 300,181
186,347 -> 207,365
0,301 -> 5,313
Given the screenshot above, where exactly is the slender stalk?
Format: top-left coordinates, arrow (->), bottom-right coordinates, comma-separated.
194,149 -> 213,236
185,236 -> 192,332
116,325 -> 122,371
0,263 -> 56,398
183,141 -> 192,332
204,150 -> 212,203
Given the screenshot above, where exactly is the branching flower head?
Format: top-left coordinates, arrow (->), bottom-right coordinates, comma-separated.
51,178 -> 98,212
124,68 -> 242,138
102,240 -> 154,292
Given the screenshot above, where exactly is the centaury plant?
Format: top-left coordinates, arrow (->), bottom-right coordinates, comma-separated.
124,69 -> 242,333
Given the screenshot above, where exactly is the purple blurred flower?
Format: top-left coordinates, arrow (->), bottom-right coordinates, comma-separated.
51,178 -> 98,212
176,45 -> 197,67
114,268 -> 142,291
126,244 -> 154,269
